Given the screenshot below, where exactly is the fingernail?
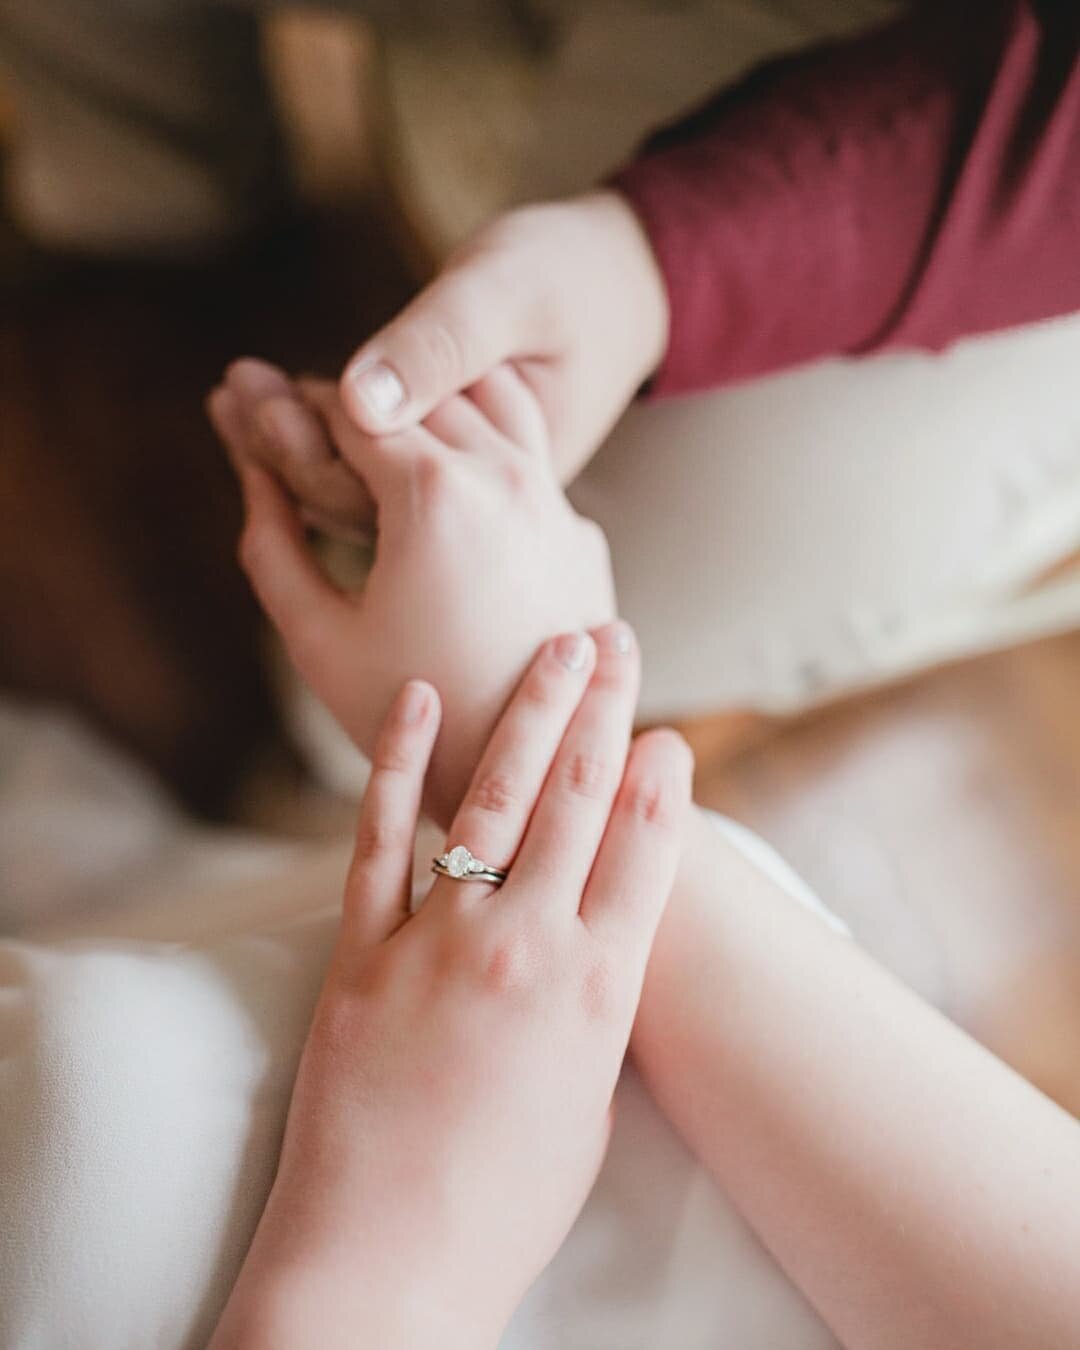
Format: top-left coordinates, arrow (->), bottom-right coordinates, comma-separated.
605,621 -> 634,655
399,680 -> 429,724
350,360 -> 405,422
555,631 -> 591,671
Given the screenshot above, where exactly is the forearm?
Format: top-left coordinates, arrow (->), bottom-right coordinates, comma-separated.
632,807 -> 1080,1349
613,0 -> 1080,396
211,1278 -> 479,1350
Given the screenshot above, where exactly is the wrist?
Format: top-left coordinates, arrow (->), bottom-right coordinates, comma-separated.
214,1255 -> 496,1350
216,1172 -> 511,1350
582,188 -> 670,382
631,806 -> 731,1049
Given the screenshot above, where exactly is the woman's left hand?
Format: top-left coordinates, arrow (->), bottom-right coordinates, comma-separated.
211,628 -> 692,1350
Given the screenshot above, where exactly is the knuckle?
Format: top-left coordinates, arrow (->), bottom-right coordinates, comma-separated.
620,776 -> 676,828
520,658 -> 564,710
618,732 -> 691,831
371,737 -> 414,776
561,750 -> 610,801
407,448 -> 456,517
465,770 -> 520,818
479,937 -> 531,998
352,813 -> 411,865
418,316 -> 469,387
472,927 -> 548,1001
499,456 -> 532,497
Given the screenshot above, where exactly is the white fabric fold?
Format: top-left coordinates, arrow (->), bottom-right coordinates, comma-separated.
0,701 -> 843,1349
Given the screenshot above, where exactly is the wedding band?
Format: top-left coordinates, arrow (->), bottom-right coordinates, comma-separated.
432,844 -> 508,887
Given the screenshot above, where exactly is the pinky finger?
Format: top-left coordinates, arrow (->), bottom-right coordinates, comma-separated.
466,366 -> 547,458
342,680 -> 441,946
579,729 -> 693,963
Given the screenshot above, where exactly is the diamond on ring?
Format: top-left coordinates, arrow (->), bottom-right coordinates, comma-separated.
432,845 -> 509,886
446,845 -> 476,878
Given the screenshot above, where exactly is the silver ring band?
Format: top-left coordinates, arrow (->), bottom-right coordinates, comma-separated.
432,844 -> 508,887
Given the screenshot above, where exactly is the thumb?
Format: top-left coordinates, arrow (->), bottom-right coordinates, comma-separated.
339,257 -> 536,434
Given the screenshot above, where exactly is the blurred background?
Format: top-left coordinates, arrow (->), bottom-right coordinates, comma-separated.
2,0 -> 1080,1118
0,12 -> 411,816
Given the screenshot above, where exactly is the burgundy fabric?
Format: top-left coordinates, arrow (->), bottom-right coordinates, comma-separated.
611,1 -> 1080,397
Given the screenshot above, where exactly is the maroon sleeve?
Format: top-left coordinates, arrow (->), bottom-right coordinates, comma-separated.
611,0 -> 1080,398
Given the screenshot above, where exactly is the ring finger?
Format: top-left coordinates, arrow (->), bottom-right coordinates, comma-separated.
430,630 -> 597,903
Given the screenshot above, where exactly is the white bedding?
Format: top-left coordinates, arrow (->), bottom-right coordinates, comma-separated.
0,699 -> 845,1350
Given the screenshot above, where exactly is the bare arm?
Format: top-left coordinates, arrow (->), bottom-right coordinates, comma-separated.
632,807 -> 1080,1350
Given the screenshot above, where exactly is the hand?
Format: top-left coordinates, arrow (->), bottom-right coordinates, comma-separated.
211,634 -> 693,1350
233,191 -> 669,531
208,364 -> 616,824
213,356 -> 377,537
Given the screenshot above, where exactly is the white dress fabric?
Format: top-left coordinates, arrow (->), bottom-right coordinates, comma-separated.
0,699 -> 844,1350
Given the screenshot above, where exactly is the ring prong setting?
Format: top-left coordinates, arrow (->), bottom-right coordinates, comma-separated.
433,844 -> 509,887
444,845 -> 475,879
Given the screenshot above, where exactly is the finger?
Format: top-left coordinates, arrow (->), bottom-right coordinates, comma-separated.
226,363 -> 341,481
578,728 -> 692,961
225,355 -> 293,405
511,621 -> 640,913
423,392 -> 497,452
254,393 -> 376,532
466,366 -> 547,458
342,680 -> 441,945
214,378 -> 375,538
301,376 -> 451,499
221,358 -> 299,477
233,456 -> 349,658
340,259 -> 542,435
431,631 -> 597,902
295,375 -> 339,410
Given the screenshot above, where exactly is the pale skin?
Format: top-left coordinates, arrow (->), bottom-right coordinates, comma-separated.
210,636 -> 693,1350
210,357 -> 1080,1346
210,362 -> 614,824
236,189 -> 670,532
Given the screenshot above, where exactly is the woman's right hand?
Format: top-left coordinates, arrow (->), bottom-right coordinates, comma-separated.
212,632 -> 692,1350
240,191 -> 669,530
